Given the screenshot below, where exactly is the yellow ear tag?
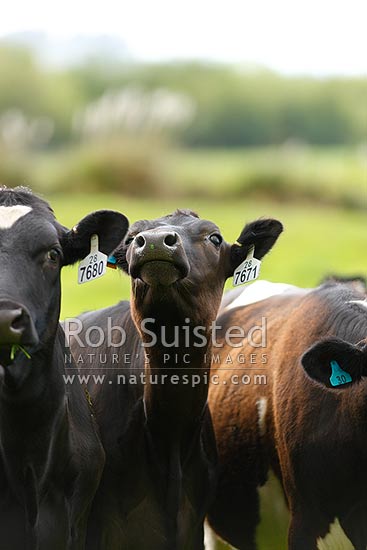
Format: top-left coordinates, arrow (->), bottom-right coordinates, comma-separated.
233,245 -> 261,287
78,234 -> 108,284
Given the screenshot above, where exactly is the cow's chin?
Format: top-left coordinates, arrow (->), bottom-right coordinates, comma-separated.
139,261 -> 183,287
0,346 -> 15,369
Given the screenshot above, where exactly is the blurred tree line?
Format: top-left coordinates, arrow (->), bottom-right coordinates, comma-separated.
0,44 -> 366,149
0,44 -> 365,207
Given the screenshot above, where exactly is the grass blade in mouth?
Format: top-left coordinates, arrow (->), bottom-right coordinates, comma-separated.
10,345 -> 31,361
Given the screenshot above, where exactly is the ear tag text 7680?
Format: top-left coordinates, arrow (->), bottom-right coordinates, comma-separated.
233,246 -> 261,287
78,234 -> 107,284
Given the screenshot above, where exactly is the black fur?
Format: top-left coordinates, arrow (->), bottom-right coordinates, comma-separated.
0,187 -> 129,548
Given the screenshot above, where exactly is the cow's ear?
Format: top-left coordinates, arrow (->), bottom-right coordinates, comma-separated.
60,210 -> 129,266
226,218 -> 283,277
301,338 -> 365,390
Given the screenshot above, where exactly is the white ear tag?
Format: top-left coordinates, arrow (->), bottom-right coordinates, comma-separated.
78,234 -> 107,284
233,245 -> 261,287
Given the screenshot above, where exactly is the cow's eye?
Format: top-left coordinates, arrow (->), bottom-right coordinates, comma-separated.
209,233 -> 223,247
46,248 -> 61,263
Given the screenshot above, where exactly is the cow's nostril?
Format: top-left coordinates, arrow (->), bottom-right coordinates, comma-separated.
11,311 -> 24,331
164,233 -> 177,247
135,235 -> 146,248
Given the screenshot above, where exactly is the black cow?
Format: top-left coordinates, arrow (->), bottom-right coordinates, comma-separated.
68,211 -> 283,550
0,186 -> 128,549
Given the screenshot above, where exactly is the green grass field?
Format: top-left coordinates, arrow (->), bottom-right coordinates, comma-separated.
51,192 -> 365,549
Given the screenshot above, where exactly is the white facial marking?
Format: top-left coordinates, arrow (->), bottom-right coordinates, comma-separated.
225,280 -> 300,312
317,518 -> 354,550
349,300 -> 367,310
0,205 -> 32,229
256,397 -> 268,437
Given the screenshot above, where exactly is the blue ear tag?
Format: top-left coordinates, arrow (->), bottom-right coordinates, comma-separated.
107,255 -> 117,270
329,360 -> 352,387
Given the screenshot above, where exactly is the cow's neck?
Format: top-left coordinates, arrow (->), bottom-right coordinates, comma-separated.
135,294 -> 212,437
144,337 -> 211,426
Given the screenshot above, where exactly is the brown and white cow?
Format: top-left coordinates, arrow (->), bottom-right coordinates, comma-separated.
68,211 -> 283,550
207,279 -> 367,550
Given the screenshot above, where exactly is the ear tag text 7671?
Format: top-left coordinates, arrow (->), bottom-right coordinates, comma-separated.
78,234 -> 107,284
233,246 -> 261,287
329,360 -> 352,387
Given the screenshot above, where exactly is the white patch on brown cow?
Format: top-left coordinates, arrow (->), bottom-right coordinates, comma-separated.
256,397 -> 268,437
204,522 -> 235,550
349,300 -> 367,310
203,522 -> 217,550
0,205 -> 32,229
225,280 -> 300,312
317,518 -> 354,550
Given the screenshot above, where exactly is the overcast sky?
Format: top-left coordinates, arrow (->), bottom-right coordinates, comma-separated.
0,0 -> 365,76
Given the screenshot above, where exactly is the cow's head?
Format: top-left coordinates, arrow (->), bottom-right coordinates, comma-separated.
115,210 -> 283,328
0,187 -> 128,384
302,337 -> 367,390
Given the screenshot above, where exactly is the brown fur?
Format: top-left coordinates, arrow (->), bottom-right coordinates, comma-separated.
71,214 -> 283,549
208,283 -> 367,550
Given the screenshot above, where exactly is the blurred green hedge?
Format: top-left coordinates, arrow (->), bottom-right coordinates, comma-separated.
47,142 -> 162,196
1,143 -> 365,211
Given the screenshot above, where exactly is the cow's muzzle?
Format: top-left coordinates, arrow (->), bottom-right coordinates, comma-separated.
0,300 -> 39,354
129,230 -> 189,286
